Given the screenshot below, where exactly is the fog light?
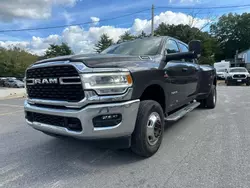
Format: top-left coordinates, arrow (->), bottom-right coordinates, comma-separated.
93,114 -> 122,128
67,118 -> 82,131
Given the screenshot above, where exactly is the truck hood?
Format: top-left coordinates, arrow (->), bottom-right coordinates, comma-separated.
216,71 -> 226,74
35,54 -> 159,72
229,72 -> 249,75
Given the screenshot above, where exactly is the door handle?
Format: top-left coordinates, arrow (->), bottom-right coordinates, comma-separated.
182,68 -> 188,72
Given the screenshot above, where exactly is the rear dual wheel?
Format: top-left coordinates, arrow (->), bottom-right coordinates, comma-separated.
197,85 -> 217,109
131,100 -> 164,157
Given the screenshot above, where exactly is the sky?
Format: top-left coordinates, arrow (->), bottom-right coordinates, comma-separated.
0,0 -> 250,55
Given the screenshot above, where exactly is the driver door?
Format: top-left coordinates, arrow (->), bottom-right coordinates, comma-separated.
163,39 -> 188,108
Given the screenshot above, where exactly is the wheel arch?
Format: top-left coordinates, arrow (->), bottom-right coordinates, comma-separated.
139,84 -> 166,113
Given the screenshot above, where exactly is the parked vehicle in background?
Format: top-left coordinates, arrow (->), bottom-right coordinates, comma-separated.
4,79 -> 25,88
3,79 -> 14,87
216,68 -> 227,79
214,61 -> 230,80
225,67 -> 250,86
0,78 -> 7,87
24,36 -> 217,157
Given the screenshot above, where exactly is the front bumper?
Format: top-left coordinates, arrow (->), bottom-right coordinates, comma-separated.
24,99 -> 140,139
227,77 -> 250,84
217,75 -> 225,79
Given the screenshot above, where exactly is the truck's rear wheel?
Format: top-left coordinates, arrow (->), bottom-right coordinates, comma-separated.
131,100 -> 164,157
197,85 -> 216,109
204,85 -> 216,109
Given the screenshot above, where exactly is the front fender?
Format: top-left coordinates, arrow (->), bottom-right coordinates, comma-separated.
130,69 -> 169,102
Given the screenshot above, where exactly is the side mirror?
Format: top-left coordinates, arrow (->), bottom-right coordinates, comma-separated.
159,52 -> 197,69
189,40 -> 201,56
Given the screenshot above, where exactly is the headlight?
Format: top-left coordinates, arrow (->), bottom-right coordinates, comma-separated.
81,72 -> 133,95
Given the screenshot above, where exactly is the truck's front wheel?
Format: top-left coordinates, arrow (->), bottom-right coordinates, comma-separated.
131,100 -> 164,157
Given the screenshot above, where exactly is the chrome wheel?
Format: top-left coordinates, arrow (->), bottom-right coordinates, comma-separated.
146,112 -> 162,146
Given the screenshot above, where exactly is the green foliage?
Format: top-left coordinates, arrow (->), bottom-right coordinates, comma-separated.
45,42 -> 73,58
136,31 -> 148,38
117,31 -> 135,43
0,47 -> 38,77
211,13 -> 250,60
198,56 -> 214,65
95,34 -> 113,53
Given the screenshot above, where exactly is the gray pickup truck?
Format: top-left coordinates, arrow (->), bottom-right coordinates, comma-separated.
24,36 -> 217,157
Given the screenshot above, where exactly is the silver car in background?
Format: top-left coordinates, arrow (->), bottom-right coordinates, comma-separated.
4,79 -> 25,88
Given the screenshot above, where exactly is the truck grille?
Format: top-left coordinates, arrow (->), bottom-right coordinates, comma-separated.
233,74 -> 246,79
26,65 -> 85,102
26,65 -> 79,78
26,111 -> 82,132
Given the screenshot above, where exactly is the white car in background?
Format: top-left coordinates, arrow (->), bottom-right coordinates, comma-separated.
216,68 -> 227,79
225,67 -> 250,86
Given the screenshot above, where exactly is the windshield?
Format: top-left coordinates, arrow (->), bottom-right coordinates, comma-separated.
229,68 -> 248,72
101,38 -> 162,56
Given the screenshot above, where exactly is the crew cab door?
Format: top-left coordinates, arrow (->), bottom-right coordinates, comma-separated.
163,39 -> 188,108
178,42 -> 199,99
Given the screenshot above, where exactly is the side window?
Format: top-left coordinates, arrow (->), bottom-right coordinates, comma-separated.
178,43 -> 189,52
178,42 -> 194,63
165,39 -> 180,54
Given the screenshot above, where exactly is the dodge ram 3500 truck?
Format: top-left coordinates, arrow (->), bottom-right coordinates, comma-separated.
24,36 -> 217,157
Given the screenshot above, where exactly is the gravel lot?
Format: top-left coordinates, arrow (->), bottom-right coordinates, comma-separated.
1,86 -> 250,188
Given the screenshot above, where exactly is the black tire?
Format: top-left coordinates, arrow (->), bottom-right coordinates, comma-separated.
204,85 -> 216,109
131,100 -> 164,157
246,82 -> 250,86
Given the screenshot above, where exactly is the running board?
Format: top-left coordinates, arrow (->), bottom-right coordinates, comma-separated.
165,102 -> 200,122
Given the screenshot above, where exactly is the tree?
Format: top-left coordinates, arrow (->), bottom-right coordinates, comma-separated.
95,34 -> 113,53
211,13 -> 250,60
155,23 -> 205,43
45,42 -> 73,58
117,31 -> 135,43
136,31 -> 148,38
0,47 -> 38,77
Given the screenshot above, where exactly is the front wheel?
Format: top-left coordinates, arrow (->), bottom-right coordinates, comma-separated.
131,100 -> 164,157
